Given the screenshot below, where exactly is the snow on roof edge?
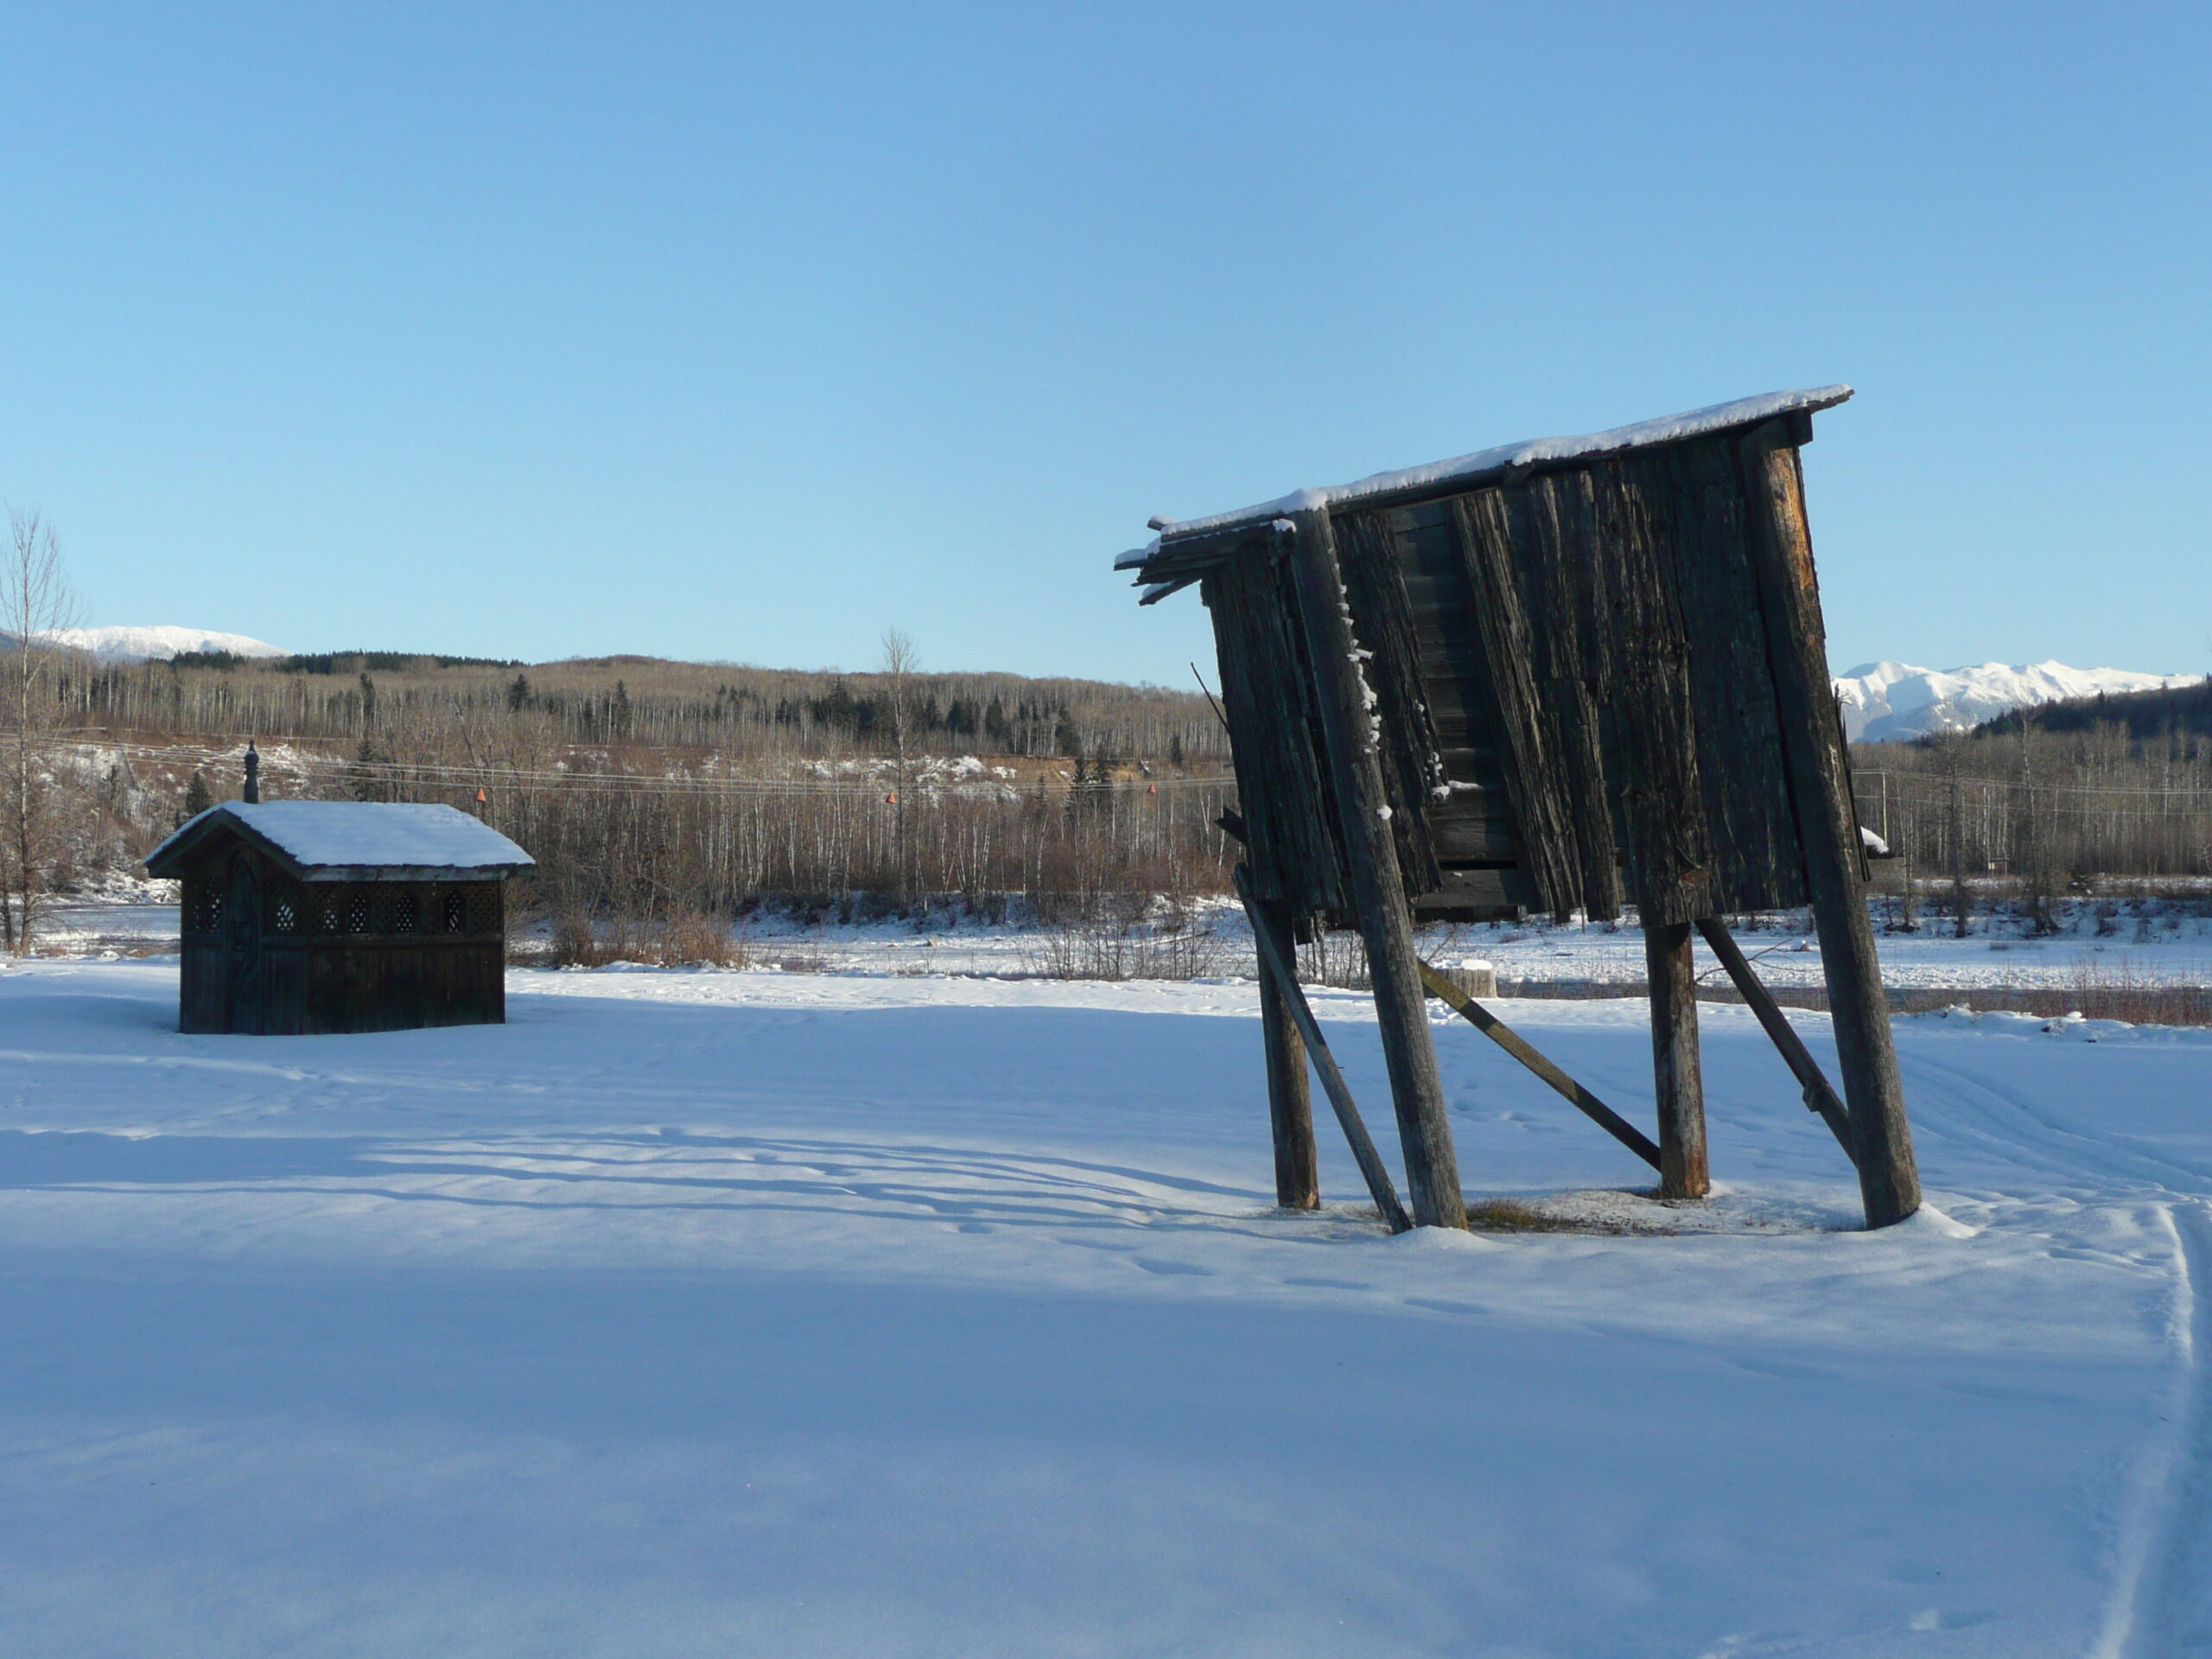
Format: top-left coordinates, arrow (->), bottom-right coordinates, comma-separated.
146,801 -> 534,876
1144,385 -> 1852,543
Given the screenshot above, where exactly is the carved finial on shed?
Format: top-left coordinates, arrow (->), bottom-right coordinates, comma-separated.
243,742 -> 261,804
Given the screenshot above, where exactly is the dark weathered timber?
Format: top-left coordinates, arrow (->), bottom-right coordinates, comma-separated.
1449,491 -> 1588,918
1286,507 -> 1466,1229
1427,806 -> 1522,862
1236,865 -> 1411,1232
1128,390 -> 1918,1235
1503,474 -> 1624,918
1449,486 -> 1624,920
1257,895 -> 1321,1210
177,856 -> 510,1035
1643,922 -> 1710,1198
1404,673 -> 1527,762
1334,510 -> 1445,894
1628,442 -> 1807,913
1416,961 -> 1662,1170
1738,421 -> 1921,1227
1409,867 -> 1531,918
1693,916 -> 1858,1163
1429,438 -> 1819,920
225,853 -> 264,1033
1202,552 -> 1346,918
1586,461 -> 1715,926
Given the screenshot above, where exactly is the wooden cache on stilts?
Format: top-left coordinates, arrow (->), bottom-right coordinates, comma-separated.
1116,387 -> 1921,1230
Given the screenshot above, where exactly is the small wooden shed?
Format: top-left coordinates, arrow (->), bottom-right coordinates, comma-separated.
146,800 -> 535,1035
1119,386 -> 1922,1230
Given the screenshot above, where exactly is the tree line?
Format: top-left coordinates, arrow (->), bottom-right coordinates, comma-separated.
1851,710 -> 2212,931
15,620 -> 1241,950
60,651 -> 1228,766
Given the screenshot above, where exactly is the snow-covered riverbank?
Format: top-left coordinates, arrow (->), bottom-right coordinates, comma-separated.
28,886 -> 2212,996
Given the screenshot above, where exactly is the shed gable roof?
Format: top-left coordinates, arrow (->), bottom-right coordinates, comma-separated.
146,802 -> 536,882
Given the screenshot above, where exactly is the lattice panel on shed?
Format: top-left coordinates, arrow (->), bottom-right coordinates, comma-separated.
186,883 -> 225,934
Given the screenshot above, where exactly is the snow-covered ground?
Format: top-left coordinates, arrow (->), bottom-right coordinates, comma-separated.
39,890 -> 2212,995
2,957 -> 2209,1655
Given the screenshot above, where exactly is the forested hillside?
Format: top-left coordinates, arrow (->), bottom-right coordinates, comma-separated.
1850,680 -> 2212,929
1970,675 -> 2212,742
33,649 -> 1238,942
70,651 -> 1230,766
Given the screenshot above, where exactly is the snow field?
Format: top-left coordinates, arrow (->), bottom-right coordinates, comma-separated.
0,960 -> 2208,1656
34,893 -> 2212,999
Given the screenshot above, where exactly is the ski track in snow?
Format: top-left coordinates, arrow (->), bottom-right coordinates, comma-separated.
1891,1042 -> 2212,1658
1901,1048 -> 2212,1199
2118,1198 -> 2212,1657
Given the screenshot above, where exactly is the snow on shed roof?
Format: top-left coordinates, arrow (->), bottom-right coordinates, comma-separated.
1122,385 -> 1852,553
147,802 -> 535,880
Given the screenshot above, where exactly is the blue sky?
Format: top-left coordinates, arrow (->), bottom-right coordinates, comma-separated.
3,3 -> 2207,683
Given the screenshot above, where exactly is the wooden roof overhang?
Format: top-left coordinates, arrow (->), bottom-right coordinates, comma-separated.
1119,388 -> 1857,927
1121,386 -> 1849,597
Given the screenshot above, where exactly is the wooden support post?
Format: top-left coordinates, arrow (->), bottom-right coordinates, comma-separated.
1740,424 -> 1922,1227
1258,899 -> 1321,1209
1643,922 -> 1709,1199
1692,916 -> 1859,1164
1236,866 -> 1413,1233
1285,508 -> 1467,1230
1417,961 -> 1662,1171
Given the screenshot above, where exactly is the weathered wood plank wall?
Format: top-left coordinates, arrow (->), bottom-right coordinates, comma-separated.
1433,434 -> 1811,923
1201,551 -> 1347,919
1332,512 -> 1446,893
177,854 -> 509,1035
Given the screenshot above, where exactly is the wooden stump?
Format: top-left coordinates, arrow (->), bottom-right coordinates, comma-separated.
1643,922 -> 1709,1198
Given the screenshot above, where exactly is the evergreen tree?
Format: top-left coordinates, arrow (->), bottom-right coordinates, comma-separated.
351,740 -> 384,803
180,770 -> 213,824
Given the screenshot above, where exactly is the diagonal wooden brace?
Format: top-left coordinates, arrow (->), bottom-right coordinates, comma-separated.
1692,917 -> 1859,1166
1233,866 -> 1414,1233
1415,960 -> 1663,1172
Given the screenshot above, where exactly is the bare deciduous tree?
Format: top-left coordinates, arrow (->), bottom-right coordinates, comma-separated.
880,627 -> 919,905
0,510 -> 79,952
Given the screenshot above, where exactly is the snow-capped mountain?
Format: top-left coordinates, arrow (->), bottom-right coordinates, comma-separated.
35,626 -> 288,664
1834,659 -> 2200,742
